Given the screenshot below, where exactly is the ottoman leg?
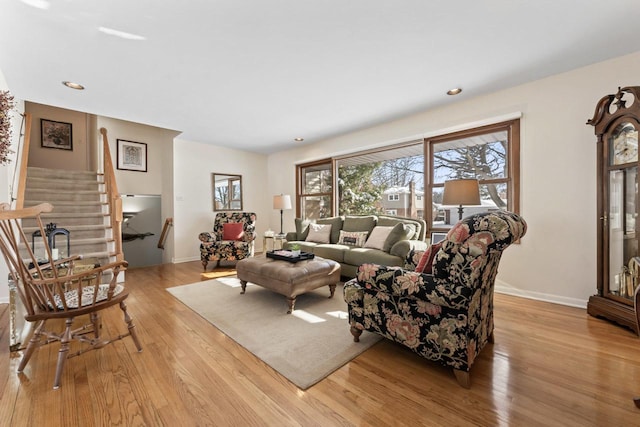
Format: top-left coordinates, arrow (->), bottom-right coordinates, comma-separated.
240,280 -> 247,294
328,284 -> 336,298
286,297 -> 296,314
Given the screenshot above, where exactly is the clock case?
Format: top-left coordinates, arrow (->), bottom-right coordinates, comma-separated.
587,86 -> 640,333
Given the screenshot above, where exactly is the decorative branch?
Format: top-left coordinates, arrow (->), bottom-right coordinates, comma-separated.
0,90 -> 16,165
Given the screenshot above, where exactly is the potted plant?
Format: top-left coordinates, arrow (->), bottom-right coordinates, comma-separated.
289,243 -> 301,257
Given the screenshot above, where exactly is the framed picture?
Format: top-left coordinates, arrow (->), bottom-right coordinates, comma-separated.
117,139 -> 147,172
41,119 -> 72,150
430,232 -> 447,244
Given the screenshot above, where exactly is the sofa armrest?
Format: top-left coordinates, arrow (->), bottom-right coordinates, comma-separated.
389,239 -> 429,259
285,231 -> 298,241
356,263 -> 472,310
198,232 -> 216,243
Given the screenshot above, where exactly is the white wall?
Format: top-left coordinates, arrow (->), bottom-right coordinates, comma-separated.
172,139 -> 268,263
267,50 -> 640,308
97,116 -> 180,264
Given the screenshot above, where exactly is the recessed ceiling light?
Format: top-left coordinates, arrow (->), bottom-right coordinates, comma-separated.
294,137 -> 304,142
62,81 -> 85,90
447,88 -> 462,96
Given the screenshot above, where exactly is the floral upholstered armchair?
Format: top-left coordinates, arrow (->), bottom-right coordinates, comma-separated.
199,212 -> 257,270
343,210 -> 527,387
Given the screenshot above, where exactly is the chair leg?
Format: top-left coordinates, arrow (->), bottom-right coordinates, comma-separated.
17,320 -> 45,373
120,301 -> 143,352
453,369 -> 471,389
202,260 -> 208,271
350,325 -> 363,342
53,317 -> 74,390
90,312 -> 101,339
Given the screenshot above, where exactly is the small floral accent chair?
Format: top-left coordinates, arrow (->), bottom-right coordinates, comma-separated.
343,210 -> 527,388
198,212 -> 257,270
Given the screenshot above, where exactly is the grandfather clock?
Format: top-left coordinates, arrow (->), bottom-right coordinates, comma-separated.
587,86 -> 640,333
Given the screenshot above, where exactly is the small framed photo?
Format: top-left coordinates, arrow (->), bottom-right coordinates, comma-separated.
41,119 -> 72,150
117,139 -> 147,172
431,232 -> 447,244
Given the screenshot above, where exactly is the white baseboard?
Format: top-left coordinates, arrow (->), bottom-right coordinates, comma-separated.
0,297 -> 8,304
173,255 -> 200,264
495,279 -> 588,309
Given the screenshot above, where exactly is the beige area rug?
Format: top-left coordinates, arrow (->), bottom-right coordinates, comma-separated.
200,267 -> 237,280
167,277 -> 382,389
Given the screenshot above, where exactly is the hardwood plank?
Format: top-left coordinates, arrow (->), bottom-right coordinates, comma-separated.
2,261 -> 640,426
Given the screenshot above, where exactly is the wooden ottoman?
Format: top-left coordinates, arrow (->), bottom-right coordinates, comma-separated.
236,255 -> 341,313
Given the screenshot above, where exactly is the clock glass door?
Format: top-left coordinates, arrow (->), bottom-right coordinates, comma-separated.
607,121 -> 639,300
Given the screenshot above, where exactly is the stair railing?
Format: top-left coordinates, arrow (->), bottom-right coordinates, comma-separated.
14,113 -> 32,209
100,128 -> 124,261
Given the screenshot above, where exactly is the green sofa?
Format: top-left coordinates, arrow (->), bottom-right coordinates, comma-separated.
283,214 -> 428,278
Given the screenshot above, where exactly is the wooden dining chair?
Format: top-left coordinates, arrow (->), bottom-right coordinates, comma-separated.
0,202 -> 142,389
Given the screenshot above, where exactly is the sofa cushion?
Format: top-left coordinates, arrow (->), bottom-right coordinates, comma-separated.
317,217 -> 343,244
344,247 -> 404,267
295,218 -> 312,240
377,216 -> 420,240
382,222 -> 415,253
343,215 -> 376,235
313,244 -> 349,263
222,223 -> 244,241
364,226 -> 393,250
338,230 -> 368,247
305,223 -> 332,243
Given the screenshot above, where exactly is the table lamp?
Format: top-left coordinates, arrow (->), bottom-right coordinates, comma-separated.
442,179 -> 481,221
273,194 -> 292,236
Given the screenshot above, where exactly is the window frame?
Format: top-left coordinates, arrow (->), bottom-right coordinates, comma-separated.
425,119 -> 520,232
295,158 -> 333,219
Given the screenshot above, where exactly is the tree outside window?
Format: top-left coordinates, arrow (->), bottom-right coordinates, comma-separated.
427,119 -> 520,231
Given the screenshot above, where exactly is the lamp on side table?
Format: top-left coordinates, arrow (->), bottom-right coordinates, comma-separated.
273,194 -> 292,237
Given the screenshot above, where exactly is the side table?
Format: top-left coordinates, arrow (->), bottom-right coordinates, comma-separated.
263,235 -> 286,252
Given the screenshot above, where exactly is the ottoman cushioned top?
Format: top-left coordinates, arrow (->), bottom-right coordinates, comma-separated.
236,255 -> 341,298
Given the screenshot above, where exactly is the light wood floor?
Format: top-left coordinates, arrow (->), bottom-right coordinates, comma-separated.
1,261 -> 639,426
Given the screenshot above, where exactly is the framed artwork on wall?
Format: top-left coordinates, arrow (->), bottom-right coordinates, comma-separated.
41,119 -> 72,150
117,139 -> 147,172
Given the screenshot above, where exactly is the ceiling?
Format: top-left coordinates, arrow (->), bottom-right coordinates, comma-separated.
1,1 -> 640,154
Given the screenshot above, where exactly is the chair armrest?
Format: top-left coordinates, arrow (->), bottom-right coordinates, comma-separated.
244,231 -> 257,242
199,232 -> 216,243
356,263 -> 472,310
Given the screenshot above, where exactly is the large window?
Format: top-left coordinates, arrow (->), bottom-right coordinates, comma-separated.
297,160 -> 333,219
294,119 -> 519,232
426,119 -> 520,231
336,142 -> 424,218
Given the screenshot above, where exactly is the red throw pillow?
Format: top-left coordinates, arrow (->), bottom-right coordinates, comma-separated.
222,223 -> 244,241
416,242 -> 443,274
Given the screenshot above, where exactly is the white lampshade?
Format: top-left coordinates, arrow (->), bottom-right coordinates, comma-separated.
273,194 -> 292,210
442,179 -> 481,206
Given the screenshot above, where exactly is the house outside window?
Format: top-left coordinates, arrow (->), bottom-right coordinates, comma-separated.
388,194 -> 399,201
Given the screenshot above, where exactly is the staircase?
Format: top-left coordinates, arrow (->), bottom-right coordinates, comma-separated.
21,166 -> 115,266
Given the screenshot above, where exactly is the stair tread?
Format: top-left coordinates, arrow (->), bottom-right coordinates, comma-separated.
23,167 -> 119,267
